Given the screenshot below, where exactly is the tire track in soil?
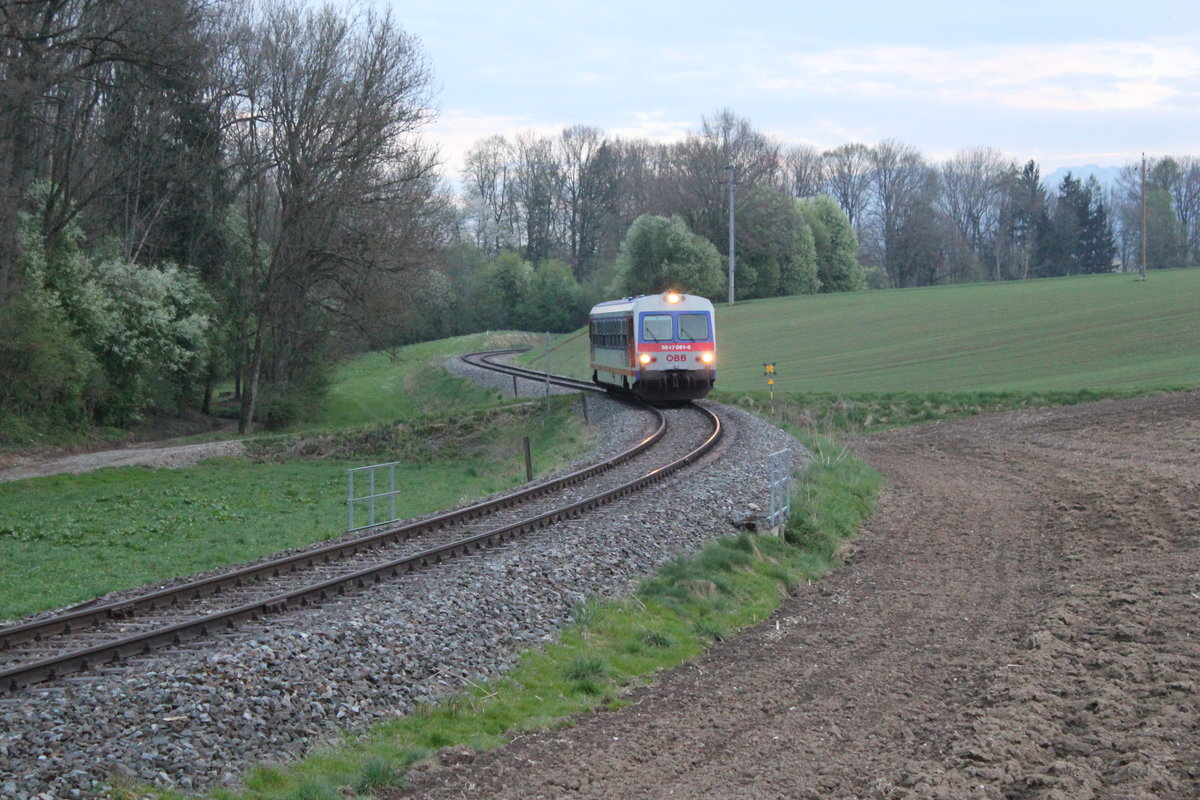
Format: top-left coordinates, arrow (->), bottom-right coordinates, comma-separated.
390,392 -> 1200,800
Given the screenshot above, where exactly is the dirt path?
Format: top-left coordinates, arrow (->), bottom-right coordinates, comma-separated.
392,392 -> 1200,800
0,439 -> 245,482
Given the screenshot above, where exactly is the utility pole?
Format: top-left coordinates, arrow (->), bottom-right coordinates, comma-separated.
1140,153 -> 1147,281
726,164 -> 736,305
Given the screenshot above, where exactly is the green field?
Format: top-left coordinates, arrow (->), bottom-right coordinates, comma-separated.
533,269 -> 1200,393
9,275 -> 1196,799
0,332 -> 584,620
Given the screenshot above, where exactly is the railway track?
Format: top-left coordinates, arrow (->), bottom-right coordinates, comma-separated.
0,351 -> 721,693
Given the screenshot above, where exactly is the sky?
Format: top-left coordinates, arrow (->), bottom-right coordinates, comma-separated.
370,0 -> 1200,180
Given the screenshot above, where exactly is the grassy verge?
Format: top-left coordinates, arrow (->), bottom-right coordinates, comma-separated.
315,333 -> 542,429
0,399 -> 588,620
713,387 -> 1182,434
124,423 -> 880,800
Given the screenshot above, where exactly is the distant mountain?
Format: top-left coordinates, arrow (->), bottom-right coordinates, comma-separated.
1043,164 -> 1126,190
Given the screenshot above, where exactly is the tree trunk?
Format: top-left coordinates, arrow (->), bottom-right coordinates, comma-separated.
239,324 -> 266,434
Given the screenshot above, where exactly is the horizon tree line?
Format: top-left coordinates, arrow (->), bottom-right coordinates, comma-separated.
460,117 -> 1196,288
2,1 -> 1196,436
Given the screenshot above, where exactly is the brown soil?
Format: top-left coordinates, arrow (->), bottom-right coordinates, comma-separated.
392,391 -> 1200,800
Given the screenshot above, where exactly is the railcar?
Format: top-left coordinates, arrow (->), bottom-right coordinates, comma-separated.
588,291 -> 716,403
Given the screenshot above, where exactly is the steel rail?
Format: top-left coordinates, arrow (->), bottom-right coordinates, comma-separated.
0,363 -> 654,653
460,349 -> 598,393
1,352 -> 719,692
4,406 -> 719,691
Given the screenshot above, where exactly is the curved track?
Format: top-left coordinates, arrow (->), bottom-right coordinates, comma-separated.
1,351 -> 721,692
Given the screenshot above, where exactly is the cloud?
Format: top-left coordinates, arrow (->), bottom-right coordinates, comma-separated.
427,110 -> 566,175
607,111 -> 694,143
759,39 -> 1200,113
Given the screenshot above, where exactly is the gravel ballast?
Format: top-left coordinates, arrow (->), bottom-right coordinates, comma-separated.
0,371 -> 805,798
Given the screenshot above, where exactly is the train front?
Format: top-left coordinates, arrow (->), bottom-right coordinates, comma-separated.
634,292 -> 716,402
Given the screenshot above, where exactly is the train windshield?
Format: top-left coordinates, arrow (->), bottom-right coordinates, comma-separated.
641,314 -> 673,342
678,313 -> 711,342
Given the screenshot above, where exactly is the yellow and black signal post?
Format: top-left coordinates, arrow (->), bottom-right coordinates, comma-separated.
763,362 -> 777,401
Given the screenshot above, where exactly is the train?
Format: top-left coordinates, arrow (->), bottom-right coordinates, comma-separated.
588,291 -> 716,403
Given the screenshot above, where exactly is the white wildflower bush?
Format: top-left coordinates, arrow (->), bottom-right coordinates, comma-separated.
85,259 -> 214,423
2,207 -> 215,428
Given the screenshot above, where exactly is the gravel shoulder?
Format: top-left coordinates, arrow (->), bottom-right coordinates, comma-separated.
394,391 -> 1200,800
0,394 -> 803,798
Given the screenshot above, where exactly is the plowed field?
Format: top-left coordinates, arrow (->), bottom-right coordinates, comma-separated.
394,392 -> 1200,800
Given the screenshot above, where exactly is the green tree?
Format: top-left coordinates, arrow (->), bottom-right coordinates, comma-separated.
82,259 -> 213,423
798,195 -> 865,292
996,160 -> 1050,280
0,221 -> 101,428
1144,188 -> 1187,269
735,186 -> 819,298
2,208 -> 213,426
475,251 -> 535,330
529,259 -> 585,332
1043,174 -> 1114,276
614,215 -> 724,299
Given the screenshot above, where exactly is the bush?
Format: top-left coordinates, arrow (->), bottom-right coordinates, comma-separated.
615,215 -> 724,299
0,287 -> 103,429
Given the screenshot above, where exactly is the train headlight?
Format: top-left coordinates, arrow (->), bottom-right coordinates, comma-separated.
638,353 -> 653,365
700,352 -> 714,364
665,292 -> 681,304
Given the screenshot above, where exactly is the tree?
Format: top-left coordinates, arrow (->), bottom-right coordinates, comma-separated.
665,109 -> 781,251
782,144 -> 825,199
463,135 -> 517,254
1043,173 -> 1114,276
529,259 -> 585,332
474,251 -> 534,330
0,0 -> 217,298
822,143 -> 873,230
996,161 -> 1049,280
224,1 -> 439,432
555,125 -> 619,278
938,148 -> 1009,279
615,215 -> 724,299
1110,158 -> 1194,272
734,185 -> 818,298
511,132 -> 559,265
868,140 -> 930,288
798,195 -> 864,292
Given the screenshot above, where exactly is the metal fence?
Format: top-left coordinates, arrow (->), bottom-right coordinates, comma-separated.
347,461 -> 403,532
766,449 -> 793,531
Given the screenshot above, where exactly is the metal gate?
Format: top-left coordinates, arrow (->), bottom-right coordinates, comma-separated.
347,461 -> 402,531
766,449 -> 793,531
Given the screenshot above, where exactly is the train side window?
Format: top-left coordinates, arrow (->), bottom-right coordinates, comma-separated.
678,313 -> 711,342
641,314 -> 673,342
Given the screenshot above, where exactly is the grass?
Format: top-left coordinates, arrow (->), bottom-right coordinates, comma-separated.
120,419 -> 881,800
531,268 -> 1200,394
0,341 -> 589,620
22,272 -> 1200,796
714,386 -> 1178,435
317,332 -> 542,429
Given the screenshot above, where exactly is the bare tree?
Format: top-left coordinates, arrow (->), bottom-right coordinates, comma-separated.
666,109 -> 781,250
783,143 -> 825,198
224,1 -> 438,432
0,0 -> 211,294
823,142 -> 873,230
938,147 -> 1010,279
555,124 -> 618,277
463,134 -> 516,253
866,140 -> 931,288
511,131 -> 559,264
